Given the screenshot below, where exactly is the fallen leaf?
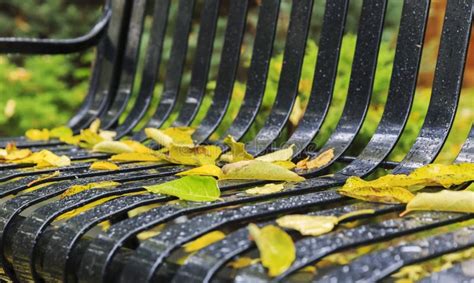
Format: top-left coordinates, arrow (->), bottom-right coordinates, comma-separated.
338,182 -> 414,204
145,127 -> 194,147
228,257 -> 261,269
401,190 -> 474,216
256,145 -> 294,162
89,118 -> 101,133
221,160 -> 305,182
408,163 -> 474,188
99,130 -> 117,141
60,181 -> 120,198
127,204 -> 161,218
336,209 -> 375,222
92,141 -> 134,154
296,148 -> 334,170
76,129 -> 104,148
121,140 -> 155,153
183,231 -> 226,252
168,145 -> 222,166
245,183 -> 285,195
12,150 -> 71,168
4,148 -> 32,161
109,152 -> 165,162
272,160 -> 296,170
25,129 -> 50,141
27,171 -> 60,187
248,224 -> 295,277
49,126 -> 73,139
89,161 -> 120,171
299,266 -> 317,274
176,164 -> 223,178
223,135 -> 254,162
55,196 -> 118,221
144,176 -> 220,202
276,215 -> 339,236
136,224 -> 166,241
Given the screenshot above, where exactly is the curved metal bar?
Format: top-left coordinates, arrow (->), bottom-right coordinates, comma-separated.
283,0 -> 349,156
131,0 -> 196,141
98,0 -> 148,130
190,0 -> 249,144
392,0 -> 473,174
0,1 -> 111,55
221,0 -> 280,142
113,0 -> 172,138
293,0 -> 387,172
455,124 -> 474,163
317,226 -> 474,282
245,0 -> 314,156
169,0 -> 221,128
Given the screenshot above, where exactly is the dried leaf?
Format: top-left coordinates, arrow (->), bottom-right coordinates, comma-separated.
338,179 -> 414,204
176,164 -> 223,178
60,181 -> 120,198
25,129 -> 50,141
222,160 -> 305,182
99,130 -> 116,141
89,118 -> 101,133
276,215 -> 339,236
245,183 -> 285,195
92,141 -> 134,154
90,161 -> 120,171
183,231 -> 226,252
27,171 -> 60,187
296,148 -> 334,170
55,196 -> 118,221
402,190 -> 474,216
336,209 -> 375,222
109,152 -> 165,162
4,148 -> 32,161
272,160 -> 296,170
408,163 -> 474,188
256,145 -> 294,162
228,257 -> 261,269
168,145 -> 222,166
223,135 -> 254,162
144,176 -> 220,202
12,150 -> 71,168
248,224 -> 295,277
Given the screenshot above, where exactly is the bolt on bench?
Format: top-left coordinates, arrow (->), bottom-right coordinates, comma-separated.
0,0 -> 473,282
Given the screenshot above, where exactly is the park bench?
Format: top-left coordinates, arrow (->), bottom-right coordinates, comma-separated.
0,0 -> 473,282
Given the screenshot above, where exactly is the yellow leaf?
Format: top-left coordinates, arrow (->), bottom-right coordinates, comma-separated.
256,145 -> 294,162
145,127 -> 194,147
183,231 -> 226,252
338,182 -> 414,204
248,224 -> 296,277
27,171 -> 60,187
60,181 -> 120,198
227,257 -> 261,269
77,129 -> 104,148
121,140 -> 154,153
99,130 -> 116,141
272,160 -> 296,170
92,141 -> 134,154
4,99 -> 16,118
336,209 -> 375,222
127,204 -> 161,218
408,163 -> 474,188
245,183 -> 285,195
22,182 -> 57,193
89,161 -> 120,171
276,215 -> 339,236
89,118 -> 101,133
299,266 -> 317,274
4,148 -> 32,161
168,145 -> 222,166
136,224 -> 166,241
176,164 -> 223,178
401,190 -> 474,216
35,152 -> 71,168
49,126 -> 73,139
223,135 -> 254,162
296,148 -> 334,170
110,152 -> 165,162
144,176 -> 221,202
221,160 -> 305,182
25,129 -> 50,141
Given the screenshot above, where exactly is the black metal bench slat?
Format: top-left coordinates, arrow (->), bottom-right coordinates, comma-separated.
191,0 -> 249,144
392,0 -> 473,174
98,0 -> 148,130
114,0 -> 172,138
318,225 -> 474,282
283,0 -> 349,156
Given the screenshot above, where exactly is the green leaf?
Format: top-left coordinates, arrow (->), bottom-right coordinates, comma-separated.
144,176 -> 221,202
248,223 -> 296,277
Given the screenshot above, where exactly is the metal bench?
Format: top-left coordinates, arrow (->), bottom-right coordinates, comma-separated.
0,0 -> 473,282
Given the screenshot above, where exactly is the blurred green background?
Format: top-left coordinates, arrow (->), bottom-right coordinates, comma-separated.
0,0 -> 471,164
